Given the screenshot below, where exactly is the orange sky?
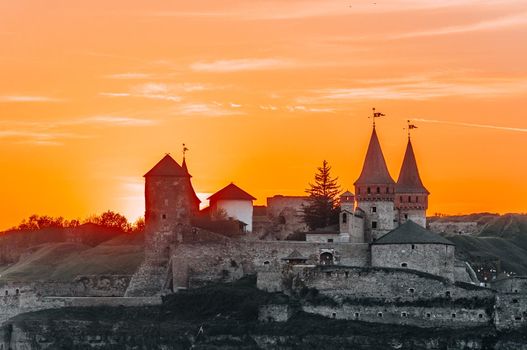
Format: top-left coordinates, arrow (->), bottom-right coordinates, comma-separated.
0,0 -> 526,229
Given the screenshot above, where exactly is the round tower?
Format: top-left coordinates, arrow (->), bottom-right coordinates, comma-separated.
354,126 -> 396,241
144,154 -> 194,264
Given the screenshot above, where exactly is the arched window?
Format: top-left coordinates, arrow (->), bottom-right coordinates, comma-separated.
320,252 -> 334,265
342,213 -> 347,224
367,187 -> 371,194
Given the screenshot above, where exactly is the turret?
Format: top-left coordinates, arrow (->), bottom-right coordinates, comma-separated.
395,137 -> 429,227
144,154 -> 194,263
354,124 -> 396,241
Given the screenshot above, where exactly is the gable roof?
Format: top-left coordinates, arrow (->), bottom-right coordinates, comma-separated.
372,220 -> 454,246
144,154 -> 188,177
208,183 -> 256,202
396,139 -> 429,194
354,128 -> 395,186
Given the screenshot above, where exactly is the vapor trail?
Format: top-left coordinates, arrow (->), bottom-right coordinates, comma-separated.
411,118 -> 527,133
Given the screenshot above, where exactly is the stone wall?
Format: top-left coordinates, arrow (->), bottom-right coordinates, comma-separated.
258,304 -> 292,323
290,265 -> 494,302
494,291 -> 527,329
371,243 -> 455,280
302,304 -> 490,328
171,240 -> 369,290
357,201 -> 396,241
491,276 -> 527,294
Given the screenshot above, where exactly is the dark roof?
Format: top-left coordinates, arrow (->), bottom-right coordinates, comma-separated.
144,154 -> 188,177
341,190 -> 354,197
372,220 -> 454,246
208,183 -> 256,202
396,139 -> 429,194
354,128 -> 395,185
182,157 -> 191,177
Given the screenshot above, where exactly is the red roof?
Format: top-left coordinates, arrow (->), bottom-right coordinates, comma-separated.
208,183 -> 256,202
354,128 -> 395,185
396,139 -> 429,194
144,154 -> 188,177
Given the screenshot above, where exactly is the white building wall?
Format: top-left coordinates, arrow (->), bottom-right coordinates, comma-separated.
214,199 -> 254,232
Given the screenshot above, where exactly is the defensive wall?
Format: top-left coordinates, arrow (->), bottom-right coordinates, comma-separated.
171,240 -> 369,290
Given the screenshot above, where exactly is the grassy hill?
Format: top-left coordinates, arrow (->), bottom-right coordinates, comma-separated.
431,213 -> 527,277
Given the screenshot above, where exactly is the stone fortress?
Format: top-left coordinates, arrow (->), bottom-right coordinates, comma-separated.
0,113 -> 526,331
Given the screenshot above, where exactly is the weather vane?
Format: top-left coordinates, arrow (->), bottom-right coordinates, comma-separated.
370,107 -> 385,128
182,143 -> 189,159
405,120 -> 418,139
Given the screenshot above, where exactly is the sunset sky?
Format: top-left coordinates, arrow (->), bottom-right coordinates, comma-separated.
1,0 -> 526,229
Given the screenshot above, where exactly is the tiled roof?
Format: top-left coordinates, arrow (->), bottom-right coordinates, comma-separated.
208,183 -> 256,202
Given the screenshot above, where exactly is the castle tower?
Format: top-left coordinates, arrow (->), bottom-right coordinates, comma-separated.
338,191 -> 364,243
395,138 -> 429,227
354,127 -> 396,241
144,154 -> 195,264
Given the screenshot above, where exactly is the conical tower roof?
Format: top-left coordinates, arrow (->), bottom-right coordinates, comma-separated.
396,139 -> 429,194
354,128 -> 395,185
182,157 -> 191,177
144,154 -> 188,177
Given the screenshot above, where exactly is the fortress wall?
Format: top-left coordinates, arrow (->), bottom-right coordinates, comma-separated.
492,277 -> 527,294
171,241 -> 369,290
371,244 -> 455,281
494,293 -> 527,330
292,266 -> 494,302
37,275 -> 131,297
302,304 -> 490,328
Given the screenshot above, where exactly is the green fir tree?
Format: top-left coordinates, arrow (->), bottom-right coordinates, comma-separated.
302,160 -> 341,230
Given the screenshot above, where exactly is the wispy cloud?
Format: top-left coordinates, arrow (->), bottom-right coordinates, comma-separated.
306,78 -> 527,101
173,103 -> 245,117
144,0 -> 524,20
191,58 -> 292,72
0,130 -> 90,146
0,95 -> 62,103
412,118 -> 527,133
0,116 -> 157,146
77,116 -> 158,127
392,11 -> 527,39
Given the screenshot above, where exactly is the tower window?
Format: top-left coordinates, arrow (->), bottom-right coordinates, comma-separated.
400,196 -> 403,202
372,221 -> 377,229
376,187 -> 380,194
415,196 -> 419,203
378,312 -> 383,318
386,187 -> 390,194
371,207 -> 377,213
342,213 -> 347,223
367,187 -> 371,194
408,196 -> 412,203
162,214 -> 167,220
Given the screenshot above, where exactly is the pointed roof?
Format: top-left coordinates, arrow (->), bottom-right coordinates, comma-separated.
208,183 -> 256,202
144,154 -> 188,177
396,139 -> 429,194
341,190 -> 354,197
372,220 -> 454,246
354,128 -> 395,185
